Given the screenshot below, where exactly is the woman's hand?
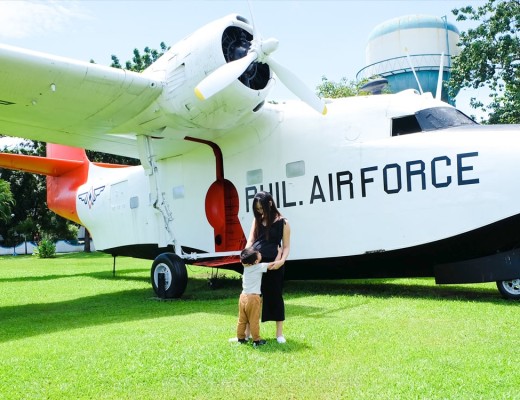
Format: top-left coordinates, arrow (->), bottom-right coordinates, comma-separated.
268,260 -> 285,270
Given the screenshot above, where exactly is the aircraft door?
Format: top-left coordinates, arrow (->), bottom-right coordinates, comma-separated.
205,178 -> 245,252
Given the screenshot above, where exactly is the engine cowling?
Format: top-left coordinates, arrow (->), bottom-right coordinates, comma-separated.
144,14 -> 273,131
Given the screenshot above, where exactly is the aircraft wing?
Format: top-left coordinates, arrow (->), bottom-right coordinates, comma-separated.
0,44 -> 163,158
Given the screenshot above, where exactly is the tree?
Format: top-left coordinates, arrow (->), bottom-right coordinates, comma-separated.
0,179 -> 14,224
316,76 -> 375,99
449,0 -> 520,124
110,42 -> 168,72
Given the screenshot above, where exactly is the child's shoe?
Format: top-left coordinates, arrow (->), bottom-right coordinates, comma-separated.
229,337 -> 248,344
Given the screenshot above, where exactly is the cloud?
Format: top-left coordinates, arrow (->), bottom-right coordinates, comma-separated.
0,0 -> 89,39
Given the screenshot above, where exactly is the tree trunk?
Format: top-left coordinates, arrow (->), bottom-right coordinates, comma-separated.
84,229 -> 91,253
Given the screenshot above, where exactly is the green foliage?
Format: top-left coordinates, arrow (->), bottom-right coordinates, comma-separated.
110,42 -> 168,72
450,0 -> 520,123
66,224 -> 79,242
85,150 -> 140,165
0,179 -> 14,223
316,76 -> 386,99
33,237 -> 56,258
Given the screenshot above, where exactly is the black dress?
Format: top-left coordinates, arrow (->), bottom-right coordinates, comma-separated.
253,218 -> 286,322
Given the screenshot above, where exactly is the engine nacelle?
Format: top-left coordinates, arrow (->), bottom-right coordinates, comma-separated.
144,14 -> 274,131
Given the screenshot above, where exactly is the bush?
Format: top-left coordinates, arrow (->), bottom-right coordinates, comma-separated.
34,238 -> 56,258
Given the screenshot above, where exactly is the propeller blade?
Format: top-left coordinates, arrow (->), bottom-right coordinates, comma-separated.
267,57 -> 327,115
195,52 -> 258,100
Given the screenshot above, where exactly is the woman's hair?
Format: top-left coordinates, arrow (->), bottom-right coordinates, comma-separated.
252,191 -> 281,240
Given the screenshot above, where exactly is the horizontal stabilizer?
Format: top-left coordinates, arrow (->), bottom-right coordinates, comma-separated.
0,152 -> 84,176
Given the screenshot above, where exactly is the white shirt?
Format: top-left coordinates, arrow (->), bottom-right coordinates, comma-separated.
242,262 -> 268,294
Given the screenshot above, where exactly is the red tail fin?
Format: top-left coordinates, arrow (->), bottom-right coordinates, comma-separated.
46,144 -> 89,224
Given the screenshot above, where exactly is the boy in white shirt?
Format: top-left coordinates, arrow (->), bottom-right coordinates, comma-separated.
235,247 -> 270,347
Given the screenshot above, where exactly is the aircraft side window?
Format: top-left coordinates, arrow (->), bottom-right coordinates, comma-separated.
286,161 -> 305,178
130,196 -> 139,209
172,186 -> 185,199
247,169 -> 263,185
391,115 -> 422,136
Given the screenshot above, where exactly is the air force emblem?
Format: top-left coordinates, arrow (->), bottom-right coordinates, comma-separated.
78,186 -> 105,209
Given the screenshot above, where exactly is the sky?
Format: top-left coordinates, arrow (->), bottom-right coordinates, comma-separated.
0,0 -> 488,145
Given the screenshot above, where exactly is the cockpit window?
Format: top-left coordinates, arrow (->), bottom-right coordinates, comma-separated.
392,115 -> 422,135
392,107 -> 477,136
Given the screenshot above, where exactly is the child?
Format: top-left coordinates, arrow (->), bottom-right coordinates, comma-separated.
235,247 -> 270,347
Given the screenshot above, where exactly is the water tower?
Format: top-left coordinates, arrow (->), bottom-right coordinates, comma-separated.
356,15 -> 460,103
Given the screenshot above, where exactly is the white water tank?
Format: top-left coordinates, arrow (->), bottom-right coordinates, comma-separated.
357,15 -> 460,103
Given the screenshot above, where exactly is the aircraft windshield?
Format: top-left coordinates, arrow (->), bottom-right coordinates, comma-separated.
392,107 -> 477,136
416,107 -> 476,131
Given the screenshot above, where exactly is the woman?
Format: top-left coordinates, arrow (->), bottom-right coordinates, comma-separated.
246,191 -> 291,343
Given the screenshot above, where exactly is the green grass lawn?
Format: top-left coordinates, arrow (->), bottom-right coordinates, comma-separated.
0,252 -> 519,399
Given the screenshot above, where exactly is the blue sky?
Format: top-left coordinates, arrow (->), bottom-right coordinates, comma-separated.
0,0 -> 487,133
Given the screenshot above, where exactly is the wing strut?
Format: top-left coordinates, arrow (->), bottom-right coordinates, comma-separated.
137,135 -> 178,252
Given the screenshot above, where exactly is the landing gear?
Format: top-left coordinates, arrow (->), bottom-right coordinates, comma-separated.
496,279 -> 520,300
151,253 -> 188,298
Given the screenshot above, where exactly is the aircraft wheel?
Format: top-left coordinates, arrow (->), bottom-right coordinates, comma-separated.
496,279 -> 520,300
151,253 -> 188,298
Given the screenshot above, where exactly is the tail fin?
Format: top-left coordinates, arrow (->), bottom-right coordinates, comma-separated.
0,143 -> 89,224
46,144 -> 90,224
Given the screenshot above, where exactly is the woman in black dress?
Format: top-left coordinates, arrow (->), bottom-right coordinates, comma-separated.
246,191 -> 291,343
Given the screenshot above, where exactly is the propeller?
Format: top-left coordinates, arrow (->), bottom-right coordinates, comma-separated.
194,26 -> 327,115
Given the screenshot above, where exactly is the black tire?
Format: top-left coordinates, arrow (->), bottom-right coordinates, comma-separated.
151,253 -> 188,298
496,279 -> 520,300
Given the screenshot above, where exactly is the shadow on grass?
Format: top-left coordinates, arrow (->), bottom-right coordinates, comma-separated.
0,284 -> 239,344
284,278 -> 510,303
0,268 -> 150,284
4,254 -> 509,303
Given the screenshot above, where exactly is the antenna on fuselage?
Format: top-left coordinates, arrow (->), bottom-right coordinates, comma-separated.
435,52 -> 445,101
404,47 -> 424,94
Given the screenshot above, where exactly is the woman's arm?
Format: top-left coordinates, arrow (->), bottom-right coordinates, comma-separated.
245,218 -> 257,248
274,246 -> 283,261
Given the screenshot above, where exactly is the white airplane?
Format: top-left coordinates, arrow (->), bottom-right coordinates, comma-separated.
1,14 -> 520,299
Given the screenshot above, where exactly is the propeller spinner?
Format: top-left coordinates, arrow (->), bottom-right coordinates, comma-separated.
194,25 -> 327,115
